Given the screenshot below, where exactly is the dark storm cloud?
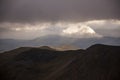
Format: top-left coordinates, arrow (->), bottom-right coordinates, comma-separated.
0,27 -> 10,32
0,0 -> 120,23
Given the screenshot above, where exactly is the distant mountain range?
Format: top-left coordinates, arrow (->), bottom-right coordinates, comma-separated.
0,35 -> 120,52
0,44 -> 120,80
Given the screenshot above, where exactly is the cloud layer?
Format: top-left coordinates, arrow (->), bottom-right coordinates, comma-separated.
0,20 -> 120,39
0,0 -> 120,22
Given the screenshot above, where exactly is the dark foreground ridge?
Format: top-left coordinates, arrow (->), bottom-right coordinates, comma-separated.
0,44 -> 120,80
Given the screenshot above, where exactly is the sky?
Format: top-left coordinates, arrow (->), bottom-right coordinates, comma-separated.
0,0 -> 120,40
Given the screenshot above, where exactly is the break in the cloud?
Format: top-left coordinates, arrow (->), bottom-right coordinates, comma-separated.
61,24 -> 102,38
0,20 -> 120,39
84,20 -> 120,37
0,0 -> 120,22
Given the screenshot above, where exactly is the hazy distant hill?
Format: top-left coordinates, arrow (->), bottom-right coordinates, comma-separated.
0,35 -> 120,52
0,44 -> 120,80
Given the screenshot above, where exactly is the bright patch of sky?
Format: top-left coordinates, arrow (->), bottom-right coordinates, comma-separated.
0,20 -> 120,39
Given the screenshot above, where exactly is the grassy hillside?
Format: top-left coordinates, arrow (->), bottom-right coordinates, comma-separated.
0,44 -> 120,80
